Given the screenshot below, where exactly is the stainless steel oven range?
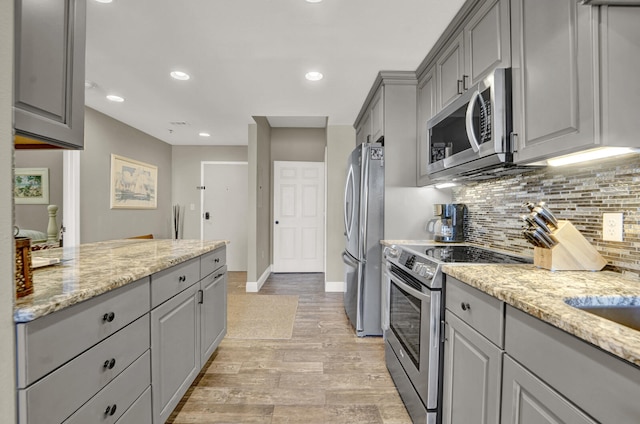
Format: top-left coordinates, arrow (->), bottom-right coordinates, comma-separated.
382,244 -> 532,424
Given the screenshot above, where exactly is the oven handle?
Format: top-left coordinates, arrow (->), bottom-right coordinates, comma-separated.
387,270 -> 431,302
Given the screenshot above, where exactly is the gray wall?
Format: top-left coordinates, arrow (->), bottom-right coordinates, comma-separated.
271,128 -> 326,162
14,150 -> 63,234
248,117 -> 272,283
172,145 -> 248,239
326,125 -> 355,284
81,108 -> 173,242
452,153 -> 640,276
1,0 -> 17,420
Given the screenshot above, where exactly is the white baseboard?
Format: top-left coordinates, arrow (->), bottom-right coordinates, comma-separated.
245,265 -> 272,292
325,281 -> 345,292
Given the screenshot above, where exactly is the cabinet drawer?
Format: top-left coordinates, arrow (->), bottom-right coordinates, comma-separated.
200,247 -> 226,278
151,257 -> 200,308
115,386 -> 152,424
445,276 -> 504,347
63,350 -> 151,424
16,278 -> 150,388
18,315 -> 149,424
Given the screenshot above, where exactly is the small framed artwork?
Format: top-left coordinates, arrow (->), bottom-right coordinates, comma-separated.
14,168 -> 49,204
110,154 -> 158,209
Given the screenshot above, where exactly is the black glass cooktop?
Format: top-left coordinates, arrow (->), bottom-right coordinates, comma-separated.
404,245 -> 532,265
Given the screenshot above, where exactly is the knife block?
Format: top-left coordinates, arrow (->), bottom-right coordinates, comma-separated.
533,220 -> 607,271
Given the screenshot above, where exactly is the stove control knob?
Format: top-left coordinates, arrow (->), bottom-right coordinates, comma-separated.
383,245 -> 400,259
414,263 -> 424,275
423,266 -> 436,279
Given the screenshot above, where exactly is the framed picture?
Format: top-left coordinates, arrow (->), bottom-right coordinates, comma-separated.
14,168 -> 49,204
110,154 -> 158,209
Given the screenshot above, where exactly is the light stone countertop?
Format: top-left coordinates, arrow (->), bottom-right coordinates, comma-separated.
443,265 -> 640,367
15,239 -> 228,323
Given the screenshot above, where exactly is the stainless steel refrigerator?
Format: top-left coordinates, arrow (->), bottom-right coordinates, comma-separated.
342,142 -> 384,337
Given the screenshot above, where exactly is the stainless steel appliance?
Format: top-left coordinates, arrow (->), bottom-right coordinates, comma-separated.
342,142 -> 384,337
426,68 -> 535,181
382,244 -> 532,424
432,204 -> 467,243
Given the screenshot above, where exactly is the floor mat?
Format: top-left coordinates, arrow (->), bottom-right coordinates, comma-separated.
226,294 -> 299,339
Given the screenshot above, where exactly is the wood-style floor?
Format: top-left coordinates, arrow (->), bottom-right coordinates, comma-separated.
166,271 -> 411,424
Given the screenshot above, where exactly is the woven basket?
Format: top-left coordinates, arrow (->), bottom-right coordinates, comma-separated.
15,237 -> 33,298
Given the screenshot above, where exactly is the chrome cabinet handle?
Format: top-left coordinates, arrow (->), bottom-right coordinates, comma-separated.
457,79 -> 463,95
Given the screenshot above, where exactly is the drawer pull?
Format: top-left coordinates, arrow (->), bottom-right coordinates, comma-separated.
104,404 -> 117,416
214,258 -> 220,263
461,302 -> 471,311
103,358 -> 116,370
102,312 -> 115,322
179,275 -> 186,282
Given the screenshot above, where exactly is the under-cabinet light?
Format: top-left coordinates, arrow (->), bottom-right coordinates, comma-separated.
199,132 -> 211,137
547,147 -> 637,167
434,182 -> 458,189
106,94 -> 124,102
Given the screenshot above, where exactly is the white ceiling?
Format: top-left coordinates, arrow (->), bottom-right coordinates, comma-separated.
84,0 -> 466,146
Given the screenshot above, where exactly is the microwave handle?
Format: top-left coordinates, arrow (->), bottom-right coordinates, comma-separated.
465,90 -> 482,153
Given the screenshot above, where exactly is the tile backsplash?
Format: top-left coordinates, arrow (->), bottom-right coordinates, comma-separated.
452,154 -> 640,277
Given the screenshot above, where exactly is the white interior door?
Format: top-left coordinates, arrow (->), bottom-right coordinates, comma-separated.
273,161 -> 325,273
201,162 -> 248,271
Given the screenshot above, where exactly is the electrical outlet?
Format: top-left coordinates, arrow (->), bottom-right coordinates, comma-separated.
603,213 -> 623,242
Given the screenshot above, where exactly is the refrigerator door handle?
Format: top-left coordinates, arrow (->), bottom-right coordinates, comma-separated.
341,250 -> 359,268
360,146 -> 371,261
343,166 -> 355,241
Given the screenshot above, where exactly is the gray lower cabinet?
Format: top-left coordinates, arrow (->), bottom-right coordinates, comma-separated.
14,0 -> 86,149
151,283 -> 201,424
501,356 -> 596,424
200,267 -> 227,365
116,387 -> 152,424
442,311 -> 502,424
443,277 -> 503,424
151,246 -> 228,423
16,278 -> 152,424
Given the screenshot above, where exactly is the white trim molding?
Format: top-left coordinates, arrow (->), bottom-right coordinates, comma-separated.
325,281 -> 345,293
246,265 -> 272,292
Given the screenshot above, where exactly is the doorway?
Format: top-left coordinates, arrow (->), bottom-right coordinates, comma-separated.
201,162 -> 248,271
272,161 -> 325,273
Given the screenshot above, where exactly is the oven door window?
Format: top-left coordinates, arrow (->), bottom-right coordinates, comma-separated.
389,281 -> 422,369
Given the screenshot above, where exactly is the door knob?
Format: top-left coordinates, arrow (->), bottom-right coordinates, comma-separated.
275,221 -> 279,224
205,212 -> 210,220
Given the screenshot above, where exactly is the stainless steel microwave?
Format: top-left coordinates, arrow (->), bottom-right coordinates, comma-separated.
426,68 -> 514,181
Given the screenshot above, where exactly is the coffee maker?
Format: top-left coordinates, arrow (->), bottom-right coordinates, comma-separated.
432,203 -> 467,242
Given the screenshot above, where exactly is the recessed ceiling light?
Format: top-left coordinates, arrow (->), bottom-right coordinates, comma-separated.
305,71 -> 323,81
106,94 -> 124,102
170,71 -> 190,81
199,132 -> 211,137
306,0 -> 322,3
94,0 -> 113,3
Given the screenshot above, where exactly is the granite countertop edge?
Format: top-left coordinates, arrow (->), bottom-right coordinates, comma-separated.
442,264 -> 640,368
14,239 -> 228,323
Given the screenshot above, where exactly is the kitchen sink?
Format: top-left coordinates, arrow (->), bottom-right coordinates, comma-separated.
564,296 -> 640,332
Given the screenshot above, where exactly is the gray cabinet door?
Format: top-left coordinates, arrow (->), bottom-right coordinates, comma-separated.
437,32 -> 465,111
501,356 -> 597,424
464,0 -> 511,86
442,310 -> 502,424
356,110 -> 371,145
417,67 -> 436,186
14,0 -> 86,149
151,283 -> 200,424
600,6 -> 640,147
512,0 -> 596,163
200,268 -> 227,365
370,87 -> 384,142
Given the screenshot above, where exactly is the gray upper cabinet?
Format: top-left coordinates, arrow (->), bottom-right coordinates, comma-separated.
511,0 -> 597,164
436,32 -> 465,111
464,0 -> 511,86
14,0 -> 86,149
599,6 -> 640,148
370,88 -> 384,143
417,67 -> 436,186
355,109 -> 372,145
